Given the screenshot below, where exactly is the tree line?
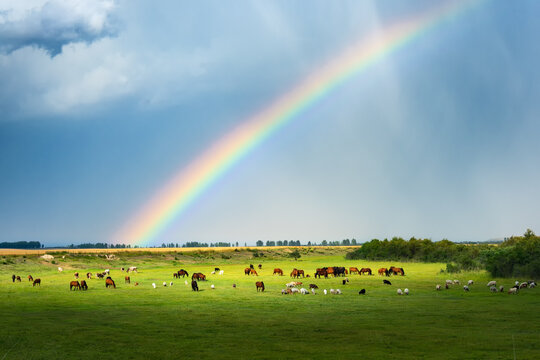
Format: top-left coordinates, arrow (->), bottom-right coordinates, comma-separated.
0,241 -> 43,249
256,239 -> 358,247
345,229 -> 540,278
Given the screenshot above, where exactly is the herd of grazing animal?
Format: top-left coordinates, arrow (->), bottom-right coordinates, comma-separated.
8,263 -> 537,299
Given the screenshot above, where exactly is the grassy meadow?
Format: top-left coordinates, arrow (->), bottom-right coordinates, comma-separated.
1,247 -> 539,359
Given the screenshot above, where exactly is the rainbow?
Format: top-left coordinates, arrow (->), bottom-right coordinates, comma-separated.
113,0 -> 480,246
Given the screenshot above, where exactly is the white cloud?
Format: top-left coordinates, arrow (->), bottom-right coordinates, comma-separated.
0,0 -> 117,56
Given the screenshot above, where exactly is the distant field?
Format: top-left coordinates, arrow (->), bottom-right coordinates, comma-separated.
1,248 -> 538,359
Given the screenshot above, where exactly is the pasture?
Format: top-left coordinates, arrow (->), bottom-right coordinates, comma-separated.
1,248 -> 539,359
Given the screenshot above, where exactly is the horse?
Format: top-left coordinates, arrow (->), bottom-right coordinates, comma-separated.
256,281 -> 265,292
125,276 -> 130,284
86,272 -> 92,279
105,277 -> 116,288
290,269 -> 298,278
70,281 -> 81,290
192,273 -> 206,281
360,268 -> 372,275
12,274 -> 16,282
97,273 -> 104,279
273,268 -> 283,276
315,268 -> 328,279
349,267 -> 360,275
178,269 -> 189,278
244,268 -> 252,276
250,264 -> 254,269
296,270 -> 305,278
389,266 -> 405,276
173,273 -> 179,278
16,276 -> 21,282
28,275 -> 33,282
309,284 -> 319,289
258,264 -> 262,269
33,279 -> 41,286
191,280 -> 199,291
80,280 -> 88,290
250,269 -> 258,276
74,272 -> 79,279
383,280 -> 392,285
378,268 -> 389,276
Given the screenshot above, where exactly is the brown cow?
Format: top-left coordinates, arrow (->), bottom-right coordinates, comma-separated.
80,280 -> 88,290
70,281 -> 81,290
28,275 -> 33,282
125,276 -> 130,284
349,267 -> 360,275
33,278 -> 41,286
105,277 -> 116,288
273,268 -> 283,276
256,281 -> 265,292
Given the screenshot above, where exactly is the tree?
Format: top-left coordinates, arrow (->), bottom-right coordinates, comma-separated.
289,249 -> 301,260
321,240 -> 328,246
524,228 -> 536,239
256,240 -> 263,246
351,239 -> 357,245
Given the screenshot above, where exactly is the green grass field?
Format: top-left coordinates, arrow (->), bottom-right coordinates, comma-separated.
1,248 -> 539,359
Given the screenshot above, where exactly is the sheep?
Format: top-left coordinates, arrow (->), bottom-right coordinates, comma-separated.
490,286 -> 497,293
487,280 -> 496,287
219,270 -> 224,275
286,282 -> 296,288
104,269 -> 110,275
445,283 -> 449,290
520,282 -> 528,289
211,284 -> 215,289
152,283 -> 156,289
58,267 -> 63,272
404,288 -> 409,295
445,280 -> 453,286
453,280 -> 460,285
311,288 -> 316,295
330,289 -> 336,295
323,289 -> 327,295
529,282 -> 536,289
467,280 -> 474,286
290,288 -> 299,294
463,285 -> 469,292
300,288 -> 308,295
436,285 -> 442,291
163,282 -> 167,287
499,285 -> 504,293
184,280 -> 188,285
397,289 -> 403,295
336,289 -> 342,295
211,271 -> 215,275
508,287 -> 518,295
281,289 -> 288,295
170,282 -> 173,286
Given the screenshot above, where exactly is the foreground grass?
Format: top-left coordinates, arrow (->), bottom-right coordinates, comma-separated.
1,251 -> 539,359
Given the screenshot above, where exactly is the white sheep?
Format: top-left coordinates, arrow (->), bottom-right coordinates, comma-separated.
58,267 -> 63,272
515,281 -> 520,286
184,280 -> 188,285
281,289 -> 288,294
152,283 -> 156,289
520,282 -> 528,289
467,280 -> 474,286
436,284 -> 441,291
211,271 -> 215,275
336,289 -> 342,295
508,288 -> 518,295
290,288 -> 299,294
490,286 -> 497,293
300,288 -> 308,295
330,289 -> 336,295
463,285 -> 469,292
211,284 -> 215,289
445,280 -> 453,286
499,285 -> 504,293
397,289 -> 403,295
529,282 -> 536,289
163,282 -> 167,287
487,281 -> 497,287
219,270 -> 224,275
311,288 -> 316,295
453,280 -> 460,285
404,288 -> 409,295
286,282 -> 296,288
323,289 -> 327,295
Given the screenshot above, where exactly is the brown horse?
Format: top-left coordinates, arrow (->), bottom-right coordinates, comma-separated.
349,267 -> 360,275
28,275 -> 33,282
256,281 -> 265,292
97,273 -> 104,279
191,280 -> 199,291
297,270 -> 305,278
105,277 -> 116,288
389,266 -> 405,276
33,278 -> 41,286
125,276 -> 130,284
360,268 -> 372,275
273,268 -> 283,276
178,269 -> 189,278
245,268 -> 258,276
74,272 -> 79,279
173,273 -> 179,278
315,268 -> 328,278
16,276 -> 21,282
80,280 -> 88,290
70,281 -> 81,290
258,264 -> 262,269
192,273 -> 206,281
378,268 -> 389,276
86,272 -> 92,279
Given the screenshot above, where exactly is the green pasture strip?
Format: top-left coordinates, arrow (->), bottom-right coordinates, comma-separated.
1,253 -> 539,359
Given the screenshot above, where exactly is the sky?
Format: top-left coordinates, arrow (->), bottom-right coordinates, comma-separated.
0,0 -> 539,246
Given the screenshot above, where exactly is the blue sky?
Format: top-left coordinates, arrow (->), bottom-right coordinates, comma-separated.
1,0 -> 539,246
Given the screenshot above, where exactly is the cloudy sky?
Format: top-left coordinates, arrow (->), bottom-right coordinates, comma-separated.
1,0 -> 539,246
